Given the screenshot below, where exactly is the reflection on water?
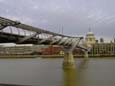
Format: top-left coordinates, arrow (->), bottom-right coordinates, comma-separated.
63,59 -> 89,86
78,59 -> 89,70
63,69 -> 77,86
0,58 -> 114,86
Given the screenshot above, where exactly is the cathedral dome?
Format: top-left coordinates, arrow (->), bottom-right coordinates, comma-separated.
86,31 -> 94,36
85,29 -> 96,45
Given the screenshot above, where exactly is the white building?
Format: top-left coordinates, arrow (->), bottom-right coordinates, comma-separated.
85,30 -> 96,47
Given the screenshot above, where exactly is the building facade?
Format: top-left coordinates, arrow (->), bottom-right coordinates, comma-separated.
85,30 -> 115,56
90,43 -> 115,56
0,45 -> 47,55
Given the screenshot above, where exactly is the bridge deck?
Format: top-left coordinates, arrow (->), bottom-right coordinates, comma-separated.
0,16 -> 89,51
0,32 -> 38,44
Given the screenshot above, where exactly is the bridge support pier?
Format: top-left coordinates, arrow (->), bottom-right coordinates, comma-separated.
84,51 -> 89,59
63,51 -> 76,69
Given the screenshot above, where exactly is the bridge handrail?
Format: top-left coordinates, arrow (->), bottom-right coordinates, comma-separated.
0,16 -> 78,38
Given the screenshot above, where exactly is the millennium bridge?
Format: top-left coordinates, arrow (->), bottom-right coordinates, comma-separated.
0,16 -> 90,69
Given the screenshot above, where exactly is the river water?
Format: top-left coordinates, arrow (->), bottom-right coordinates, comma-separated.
0,58 -> 114,86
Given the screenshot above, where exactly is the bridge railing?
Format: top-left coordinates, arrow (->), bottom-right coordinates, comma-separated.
0,16 -> 90,51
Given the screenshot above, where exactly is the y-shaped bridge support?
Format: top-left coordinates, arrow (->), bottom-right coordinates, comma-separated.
62,37 -> 90,69
63,50 -> 75,69
63,38 -> 83,69
84,51 -> 89,59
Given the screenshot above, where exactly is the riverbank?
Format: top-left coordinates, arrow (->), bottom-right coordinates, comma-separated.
38,55 -> 115,58
0,55 -> 89,58
0,54 -> 114,58
0,54 -> 115,58
0,55 -> 37,58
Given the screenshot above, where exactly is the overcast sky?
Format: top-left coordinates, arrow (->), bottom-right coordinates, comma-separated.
0,0 -> 115,41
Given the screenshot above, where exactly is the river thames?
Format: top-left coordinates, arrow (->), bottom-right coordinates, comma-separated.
0,58 -> 115,86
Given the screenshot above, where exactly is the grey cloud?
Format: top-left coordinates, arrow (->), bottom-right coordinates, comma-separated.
0,0 -> 115,41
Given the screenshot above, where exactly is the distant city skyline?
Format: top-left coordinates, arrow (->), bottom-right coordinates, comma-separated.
0,0 -> 115,42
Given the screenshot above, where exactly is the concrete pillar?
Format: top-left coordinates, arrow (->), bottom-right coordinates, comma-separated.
63,51 -> 76,69
84,51 -> 89,59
